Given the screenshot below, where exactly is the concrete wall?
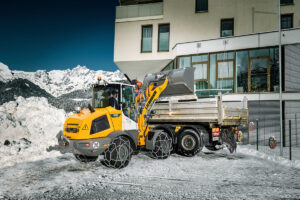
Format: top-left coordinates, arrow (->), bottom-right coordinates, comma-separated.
114,0 -> 300,64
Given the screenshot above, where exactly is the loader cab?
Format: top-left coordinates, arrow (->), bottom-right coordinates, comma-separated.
92,82 -> 138,130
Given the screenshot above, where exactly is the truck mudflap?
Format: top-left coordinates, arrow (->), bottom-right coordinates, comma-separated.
221,128 -> 237,153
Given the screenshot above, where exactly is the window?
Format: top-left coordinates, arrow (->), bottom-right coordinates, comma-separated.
249,58 -> 269,92
158,24 -> 170,51
216,53 -> 234,91
221,19 -> 234,37
196,0 -> 208,12
192,54 -> 209,90
236,51 -> 248,93
122,85 -> 137,122
280,0 -> 293,5
270,48 -> 279,92
141,25 -> 152,52
281,14 -> 293,29
162,61 -> 174,71
179,57 -> 191,68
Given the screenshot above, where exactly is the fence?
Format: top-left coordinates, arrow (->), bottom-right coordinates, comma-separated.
241,100 -> 300,161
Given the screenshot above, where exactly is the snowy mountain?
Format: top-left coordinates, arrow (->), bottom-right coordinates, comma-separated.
0,62 -> 128,112
0,62 -> 126,97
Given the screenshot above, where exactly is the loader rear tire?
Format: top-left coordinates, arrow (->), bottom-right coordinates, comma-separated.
177,129 -> 201,157
151,131 -> 172,159
74,154 -> 98,163
101,136 -> 132,169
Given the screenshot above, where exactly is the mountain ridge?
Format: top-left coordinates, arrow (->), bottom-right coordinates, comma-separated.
0,62 -> 126,97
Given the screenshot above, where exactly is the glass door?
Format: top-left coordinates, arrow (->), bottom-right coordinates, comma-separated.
249,57 -> 270,92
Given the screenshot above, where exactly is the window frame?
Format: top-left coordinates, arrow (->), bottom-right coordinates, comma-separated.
158,23 -> 170,52
141,25 -> 153,53
220,18 -> 234,37
248,56 -> 271,93
216,59 -> 235,91
281,14 -> 293,29
192,61 -> 209,82
195,0 -> 208,13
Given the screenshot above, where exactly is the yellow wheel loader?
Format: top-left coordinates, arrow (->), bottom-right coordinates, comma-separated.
47,68 -> 248,168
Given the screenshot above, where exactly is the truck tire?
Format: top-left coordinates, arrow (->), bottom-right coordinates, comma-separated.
177,129 -> 201,157
101,136 -> 132,169
151,131 -> 172,159
74,154 -> 98,163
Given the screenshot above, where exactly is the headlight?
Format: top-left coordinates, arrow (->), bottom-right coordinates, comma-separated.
75,107 -> 81,113
93,142 -> 100,149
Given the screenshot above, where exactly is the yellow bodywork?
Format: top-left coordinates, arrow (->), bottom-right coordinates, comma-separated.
136,78 -> 169,146
63,106 -> 122,140
63,77 -> 169,147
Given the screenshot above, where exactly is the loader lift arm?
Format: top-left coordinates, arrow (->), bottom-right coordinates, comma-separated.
136,76 -> 169,146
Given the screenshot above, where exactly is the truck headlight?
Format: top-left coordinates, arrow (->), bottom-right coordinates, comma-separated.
93,142 -> 100,149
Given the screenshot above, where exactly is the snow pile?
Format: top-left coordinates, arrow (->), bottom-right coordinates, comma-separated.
0,62 -> 126,97
0,97 -> 66,167
0,63 -> 13,83
237,145 -> 300,169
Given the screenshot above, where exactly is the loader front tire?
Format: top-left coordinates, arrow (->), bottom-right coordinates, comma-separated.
74,154 -> 98,163
101,136 -> 132,169
177,129 -> 201,157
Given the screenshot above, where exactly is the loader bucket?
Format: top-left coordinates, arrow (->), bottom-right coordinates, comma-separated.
142,67 -> 195,97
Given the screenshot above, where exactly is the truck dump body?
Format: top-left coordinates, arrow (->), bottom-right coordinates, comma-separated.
150,95 -> 248,126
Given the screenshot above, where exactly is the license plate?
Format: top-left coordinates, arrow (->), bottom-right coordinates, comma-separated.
213,137 -> 219,141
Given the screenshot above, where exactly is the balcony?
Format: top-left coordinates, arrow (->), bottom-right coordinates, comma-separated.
116,2 -> 163,22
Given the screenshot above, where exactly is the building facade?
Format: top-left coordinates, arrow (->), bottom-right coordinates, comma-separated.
114,0 -> 300,148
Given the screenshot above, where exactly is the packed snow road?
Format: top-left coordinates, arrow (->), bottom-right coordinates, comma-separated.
0,147 -> 299,200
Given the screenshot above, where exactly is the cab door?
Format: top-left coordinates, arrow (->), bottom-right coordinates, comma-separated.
121,85 -> 138,130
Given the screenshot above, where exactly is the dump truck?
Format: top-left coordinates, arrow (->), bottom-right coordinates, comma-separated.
47,68 -> 248,168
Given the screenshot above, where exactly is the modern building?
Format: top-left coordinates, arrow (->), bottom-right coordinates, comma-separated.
114,0 -> 300,149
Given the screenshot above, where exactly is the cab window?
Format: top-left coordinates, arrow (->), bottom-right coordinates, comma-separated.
122,85 -> 137,121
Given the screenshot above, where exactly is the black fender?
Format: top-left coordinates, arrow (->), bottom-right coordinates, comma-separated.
107,130 -> 138,151
153,124 -> 175,144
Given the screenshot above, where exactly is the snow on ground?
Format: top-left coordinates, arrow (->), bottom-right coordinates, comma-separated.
0,97 -> 66,167
0,96 -> 299,199
0,62 -> 126,97
0,147 -> 299,200
239,144 -> 300,170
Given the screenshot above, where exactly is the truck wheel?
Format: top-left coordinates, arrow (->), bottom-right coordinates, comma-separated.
74,154 -> 98,163
151,131 -> 172,159
101,136 -> 132,169
177,129 -> 201,157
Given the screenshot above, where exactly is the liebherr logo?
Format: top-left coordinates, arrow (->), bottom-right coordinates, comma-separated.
145,91 -> 157,110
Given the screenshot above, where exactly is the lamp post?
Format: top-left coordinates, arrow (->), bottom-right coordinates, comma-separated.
278,0 -> 283,157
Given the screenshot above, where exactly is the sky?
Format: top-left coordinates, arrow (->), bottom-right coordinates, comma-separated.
0,0 -> 120,72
